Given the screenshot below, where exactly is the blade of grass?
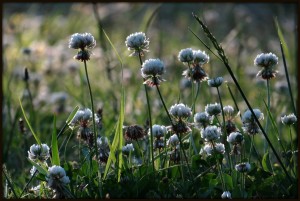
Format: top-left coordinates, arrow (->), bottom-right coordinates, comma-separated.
19,98 -> 41,145
2,169 -> 18,198
274,18 -> 296,116
141,4 -> 161,34
51,115 -> 60,166
191,13 -> 293,183
28,159 -> 48,176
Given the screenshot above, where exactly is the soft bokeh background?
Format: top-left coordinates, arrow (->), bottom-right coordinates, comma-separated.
2,3 -> 297,187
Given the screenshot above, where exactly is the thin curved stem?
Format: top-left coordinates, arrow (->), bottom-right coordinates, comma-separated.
83,60 -> 102,198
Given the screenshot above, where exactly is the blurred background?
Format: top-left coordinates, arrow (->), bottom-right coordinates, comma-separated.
2,3 -> 297,187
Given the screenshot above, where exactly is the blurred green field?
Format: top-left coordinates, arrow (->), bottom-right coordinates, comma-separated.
2,3 -> 298,198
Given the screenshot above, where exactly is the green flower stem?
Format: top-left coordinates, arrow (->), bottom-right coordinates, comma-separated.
216,86 -> 232,172
289,126 -> 296,177
83,60 -> 103,198
138,52 -> 155,173
212,142 -> 226,191
248,135 -> 254,163
264,79 -> 271,152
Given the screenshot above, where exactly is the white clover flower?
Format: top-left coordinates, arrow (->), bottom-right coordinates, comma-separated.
69,108 -> 93,127
221,191 -> 232,199
178,48 -> 194,63
202,143 -> 213,155
69,33 -> 96,61
122,143 -> 134,154
30,166 -> 37,176
150,124 -> 167,138
141,58 -> 165,86
223,105 -> 234,118
169,103 -> 192,119
125,32 -> 149,56
193,50 -> 209,65
281,113 -> 297,125
69,33 -> 96,49
227,132 -> 244,144
254,52 -> 278,68
208,77 -> 224,87
47,165 -> 70,189
167,134 -> 179,147
254,52 -> 279,80
201,125 -> 221,141
242,109 -> 264,123
215,143 -> 225,154
194,112 -> 211,129
235,162 -> 251,173
28,144 -> 50,162
205,103 -> 221,116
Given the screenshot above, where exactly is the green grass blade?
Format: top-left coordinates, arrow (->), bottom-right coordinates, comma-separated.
28,159 -> 48,176
141,4 -> 161,34
51,115 -> 60,166
263,99 -> 280,139
66,105 -> 80,124
2,169 -> 18,198
262,151 -> 272,172
19,98 -> 41,145
101,28 -> 123,65
103,88 -> 125,182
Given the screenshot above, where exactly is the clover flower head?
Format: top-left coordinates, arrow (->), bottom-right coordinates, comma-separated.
281,113 -> 297,125
141,58 -> 165,86
205,103 -> 221,116
202,143 -> 213,155
215,143 -> 225,154
122,143 -> 134,154
69,33 -> 96,61
201,125 -> 221,141
242,109 -> 264,123
28,143 -> 50,162
221,191 -> 231,199
167,134 -> 179,147
47,165 -> 70,189
223,105 -> 234,118
194,112 -> 211,129
97,137 -> 110,163
227,132 -> 244,144
150,124 -> 167,138
208,77 -> 223,87
125,32 -> 149,56
202,142 -> 225,155
254,52 -> 278,80
193,50 -> 209,65
170,103 -> 192,120
178,48 -> 194,63
70,108 -> 93,127
97,136 -> 109,149
124,125 -> 146,141
154,139 -> 165,150
235,162 -> 251,173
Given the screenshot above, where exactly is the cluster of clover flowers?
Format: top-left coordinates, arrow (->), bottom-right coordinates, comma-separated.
26,32 -> 297,199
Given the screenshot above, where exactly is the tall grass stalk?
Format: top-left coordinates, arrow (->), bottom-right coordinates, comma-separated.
83,60 -> 102,198
264,79 -> 271,152
138,52 -> 155,173
191,13 -> 292,183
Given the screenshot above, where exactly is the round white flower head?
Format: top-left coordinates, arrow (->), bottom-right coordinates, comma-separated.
235,162 -> 251,173
69,33 -> 96,49
167,134 -> 179,147
281,113 -> 297,125
47,165 -> 70,189
169,103 -> 192,119
223,105 -> 234,118
122,143 -> 134,154
208,77 -> 224,87
193,50 -> 209,65
125,32 -> 149,56
227,132 -> 244,144
141,59 -> 165,86
254,52 -> 278,68
221,191 -> 231,199
194,112 -> 211,129
242,109 -> 264,123
97,137 -> 109,149
215,143 -> 225,154
201,125 -> 221,141
150,124 -> 167,138
205,103 -> 221,116
69,108 -> 93,127
28,143 -> 50,162
202,143 -> 213,155
178,48 -> 194,63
